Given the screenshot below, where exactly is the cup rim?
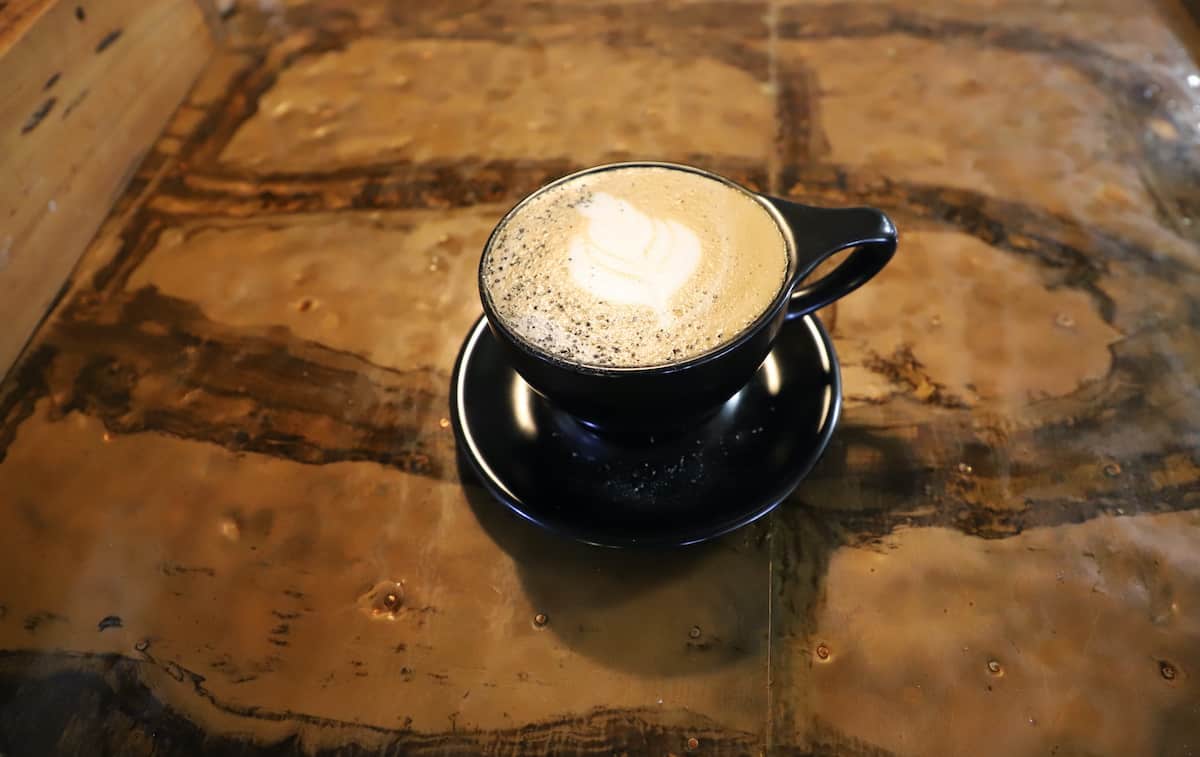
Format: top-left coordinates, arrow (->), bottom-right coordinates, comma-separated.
478,160 -> 801,377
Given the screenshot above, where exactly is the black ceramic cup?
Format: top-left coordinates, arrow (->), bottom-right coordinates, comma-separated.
478,162 -> 897,432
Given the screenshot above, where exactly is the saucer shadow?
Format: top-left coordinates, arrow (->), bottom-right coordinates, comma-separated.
458,453 -> 769,677
760,417 -> 927,628
451,311 -> 926,678
792,419 -> 930,526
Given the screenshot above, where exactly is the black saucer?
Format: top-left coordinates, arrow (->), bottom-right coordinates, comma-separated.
450,315 -> 841,548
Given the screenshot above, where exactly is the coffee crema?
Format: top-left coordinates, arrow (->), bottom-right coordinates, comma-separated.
482,166 -> 788,368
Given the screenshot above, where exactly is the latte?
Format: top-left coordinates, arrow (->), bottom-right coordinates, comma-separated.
481,165 -> 788,368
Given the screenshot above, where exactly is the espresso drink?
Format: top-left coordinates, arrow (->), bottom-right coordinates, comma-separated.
482,166 -> 788,368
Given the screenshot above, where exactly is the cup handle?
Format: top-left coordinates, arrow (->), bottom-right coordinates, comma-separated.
763,197 -> 898,321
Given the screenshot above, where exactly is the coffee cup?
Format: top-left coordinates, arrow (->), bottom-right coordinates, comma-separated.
478,161 -> 896,432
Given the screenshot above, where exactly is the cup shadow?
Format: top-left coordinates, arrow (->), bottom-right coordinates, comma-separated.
458,453 -> 770,677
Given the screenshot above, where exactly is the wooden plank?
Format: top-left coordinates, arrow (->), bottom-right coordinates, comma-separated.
0,0 -> 213,378
0,0 -> 54,54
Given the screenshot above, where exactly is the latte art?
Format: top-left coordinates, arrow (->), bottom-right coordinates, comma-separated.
482,166 -> 787,368
568,193 -> 701,324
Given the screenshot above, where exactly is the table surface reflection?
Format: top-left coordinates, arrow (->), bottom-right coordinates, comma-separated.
1,1 -> 1199,754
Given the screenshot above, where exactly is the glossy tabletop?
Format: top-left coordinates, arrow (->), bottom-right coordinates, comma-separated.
1,1 -> 1199,754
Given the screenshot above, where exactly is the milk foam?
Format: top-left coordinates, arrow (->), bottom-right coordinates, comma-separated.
481,166 -> 787,368
568,193 -> 700,325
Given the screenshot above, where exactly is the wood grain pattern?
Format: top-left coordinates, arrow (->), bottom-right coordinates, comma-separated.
0,0 -> 54,54
0,0 -> 212,378
1,0 -> 1199,754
